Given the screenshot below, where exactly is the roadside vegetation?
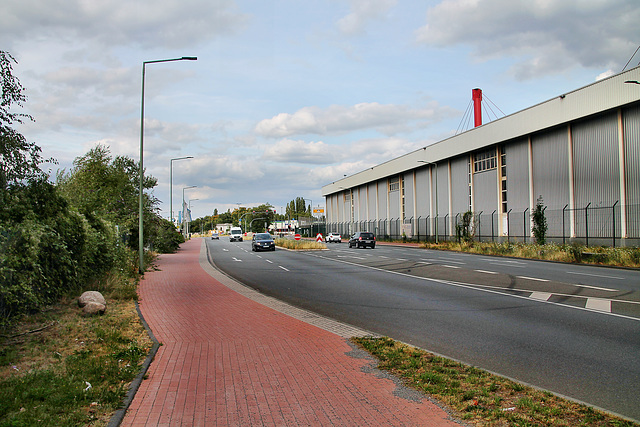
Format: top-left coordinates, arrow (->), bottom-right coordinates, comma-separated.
275,238 -> 326,250
421,241 -> 640,268
0,50 -> 172,424
353,336 -> 638,427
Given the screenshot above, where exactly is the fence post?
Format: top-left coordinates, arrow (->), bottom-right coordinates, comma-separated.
491,210 -> 496,242
417,216 -> 421,242
612,201 -> 618,248
444,214 -> 449,241
507,209 -> 512,243
585,203 -> 591,247
523,208 -> 529,243
562,204 -> 568,245
455,213 -> 460,242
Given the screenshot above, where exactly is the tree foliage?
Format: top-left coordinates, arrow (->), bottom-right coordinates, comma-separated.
0,51 -> 53,190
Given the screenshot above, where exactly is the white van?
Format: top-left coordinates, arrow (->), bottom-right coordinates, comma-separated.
229,227 -> 243,242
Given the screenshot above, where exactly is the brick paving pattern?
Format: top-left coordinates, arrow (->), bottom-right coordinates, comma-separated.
122,238 -> 461,426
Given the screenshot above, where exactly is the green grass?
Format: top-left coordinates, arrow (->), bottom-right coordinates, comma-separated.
0,297 -> 152,426
353,336 -> 638,427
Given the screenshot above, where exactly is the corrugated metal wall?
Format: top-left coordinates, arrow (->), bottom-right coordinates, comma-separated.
532,127 -> 570,210
404,172 -> 415,220
367,182 -> 377,220
572,112 -> 620,208
415,168 -> 430,216
388,180 -> 401,219
377,180 -> 387,220
436,162 -> 448,217
451,156 -> 469,215
506,139 -> 530,211
473,168 -> 498,215
624,104 -> 640,238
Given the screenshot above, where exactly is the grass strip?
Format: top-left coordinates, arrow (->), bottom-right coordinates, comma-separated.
352,336 -> 638,427
0,297 -> 152,426
275,238 -> 327,250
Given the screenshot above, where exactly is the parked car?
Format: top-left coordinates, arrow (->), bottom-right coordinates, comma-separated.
252,233 -> 275,251
211,232 -> 219,240
326,232 -> 342,243
348,232 -> 376,249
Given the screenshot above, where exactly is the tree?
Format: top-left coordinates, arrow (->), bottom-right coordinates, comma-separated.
532,196 -> 548,245
0,51 -> 53,191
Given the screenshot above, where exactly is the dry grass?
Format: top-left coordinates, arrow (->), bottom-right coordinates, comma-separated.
0,297 -> 152,426
275,238 -> 327,250
353,336 -> 638,427
421,241 -> 640,268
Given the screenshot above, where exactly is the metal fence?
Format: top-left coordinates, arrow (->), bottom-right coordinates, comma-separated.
325,202 -> 640,247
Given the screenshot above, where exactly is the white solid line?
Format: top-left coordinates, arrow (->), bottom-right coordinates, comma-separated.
475,270 -> 499,275
574,283 -> 618,292
396,258 -> 408,261
417,261 -> 432,265
279,266 -> 289,271
517,276 -> 549,282
567,271 -> 623,280
530,292 -> 552,301
585,299 -> 612,312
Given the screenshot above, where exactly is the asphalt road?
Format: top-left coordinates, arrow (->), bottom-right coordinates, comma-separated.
204,238 -> 640,421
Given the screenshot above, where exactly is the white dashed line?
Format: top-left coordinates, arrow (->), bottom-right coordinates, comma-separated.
442,265 -> 460,269
517,276 -> 549,282
475,269 -> 499,275
567,271 -> 623,280
530,292 -> 552,301
279,266 -> 289,271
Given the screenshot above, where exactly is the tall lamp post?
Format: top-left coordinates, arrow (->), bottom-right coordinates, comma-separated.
181,186 -> 197,235
188,198 -> 199,236
170,156 -> 193,224
139,56 -> 197,274
418,160 -> 438,243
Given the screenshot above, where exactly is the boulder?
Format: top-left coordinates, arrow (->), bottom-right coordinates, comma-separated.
82,302 -> 106,317
78,291 -> 106,308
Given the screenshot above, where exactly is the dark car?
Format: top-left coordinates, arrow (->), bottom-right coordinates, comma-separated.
252,233 -> 275,251
348,231 -> 375,249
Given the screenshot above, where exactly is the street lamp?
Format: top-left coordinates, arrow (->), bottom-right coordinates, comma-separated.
418,160 -> 439,243
139,56 -> 197,274
170,156 -> 193,224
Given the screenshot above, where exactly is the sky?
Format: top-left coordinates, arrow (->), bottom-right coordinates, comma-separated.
3,0 -> 640,220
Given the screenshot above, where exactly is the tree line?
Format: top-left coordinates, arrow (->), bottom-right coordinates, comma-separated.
0,51 -> 183,325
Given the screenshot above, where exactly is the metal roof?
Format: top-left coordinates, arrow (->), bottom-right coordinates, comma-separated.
322,66 -> 640,197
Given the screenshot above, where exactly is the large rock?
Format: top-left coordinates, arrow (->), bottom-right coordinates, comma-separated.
78,291 -> 106,308
82,301 -> 106,317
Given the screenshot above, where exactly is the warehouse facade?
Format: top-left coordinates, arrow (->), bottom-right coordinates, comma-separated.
322,67 -> 640,246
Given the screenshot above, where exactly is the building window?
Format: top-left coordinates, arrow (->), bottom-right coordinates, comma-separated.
474,148 -> 497,173
389,176 -> 400,192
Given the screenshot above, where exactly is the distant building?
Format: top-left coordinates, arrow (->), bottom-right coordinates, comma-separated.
322,66 -> 640,246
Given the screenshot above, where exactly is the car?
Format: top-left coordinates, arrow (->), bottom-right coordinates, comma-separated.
326,232 -> 341,243
252,233 -> 275,251
211,232 -> 219,240
348,231 -> 375,249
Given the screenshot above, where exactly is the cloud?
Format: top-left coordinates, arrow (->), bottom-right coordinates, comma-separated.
1,0 -> 248,50
255,101 -> 454,138
415,0 -> 640,79
262,139 -> 337,164
336,0 -> 398,35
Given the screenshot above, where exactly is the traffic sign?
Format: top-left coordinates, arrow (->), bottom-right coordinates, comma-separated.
294,234 -> 301,241
316,233 -> 323,242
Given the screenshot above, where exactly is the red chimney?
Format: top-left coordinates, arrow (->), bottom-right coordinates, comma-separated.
472,88 -> 482,127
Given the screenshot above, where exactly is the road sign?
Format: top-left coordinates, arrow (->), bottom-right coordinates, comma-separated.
316,233 -> 323,242
294,234 -> 301,241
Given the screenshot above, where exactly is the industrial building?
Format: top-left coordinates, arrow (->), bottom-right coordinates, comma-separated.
322,66 -> 640,246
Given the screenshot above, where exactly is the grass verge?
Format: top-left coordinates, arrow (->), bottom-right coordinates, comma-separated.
352,336 -> 638,427
275,238 -> 327,250
418,241 -> 640,268
0,296 -> 152,426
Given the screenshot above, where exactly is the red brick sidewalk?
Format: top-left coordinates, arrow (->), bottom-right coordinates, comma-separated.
121,238 -> 461,426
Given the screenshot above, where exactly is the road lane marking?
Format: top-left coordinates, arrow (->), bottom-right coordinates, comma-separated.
396,258 -> 408,261
266,260 -> 273,263
490,262 -> 525,268
438,258 -> 466,264
585,299 -> 612,312
475,270 -> 499,275
530,292 -> 552,301
304,252 -> 640,322
517,276 -> 549,282
574,284 -> 617,292
567,271 -> 624,280
442,265 -> 460,269
279,266 -> 289,271
232,257 -> 242,262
